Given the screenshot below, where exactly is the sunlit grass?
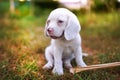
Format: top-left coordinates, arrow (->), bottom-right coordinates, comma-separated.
78,11 -> 119,28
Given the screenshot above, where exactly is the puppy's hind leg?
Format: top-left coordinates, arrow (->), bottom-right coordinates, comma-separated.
43,46 -> 54,69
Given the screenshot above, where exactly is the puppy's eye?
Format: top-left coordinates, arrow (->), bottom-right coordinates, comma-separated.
58,20 -> 64,23
47,20 -> 50,25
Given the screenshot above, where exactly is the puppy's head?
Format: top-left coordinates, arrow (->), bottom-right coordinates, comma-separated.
44,8 -> 81,40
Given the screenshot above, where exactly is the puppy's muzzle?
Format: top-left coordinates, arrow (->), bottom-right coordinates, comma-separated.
47,28 -> 64,39
47,28 -> 54,35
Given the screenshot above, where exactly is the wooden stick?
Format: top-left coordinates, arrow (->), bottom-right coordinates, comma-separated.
72,62 -> 120,74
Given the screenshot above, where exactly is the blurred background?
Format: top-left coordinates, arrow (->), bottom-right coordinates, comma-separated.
0,0 -> 120,80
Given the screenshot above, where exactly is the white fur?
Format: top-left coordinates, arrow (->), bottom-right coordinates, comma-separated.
43,8 -> 86,75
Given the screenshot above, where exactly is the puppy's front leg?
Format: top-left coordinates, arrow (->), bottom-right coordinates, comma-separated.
74,46 -> 87,67
52,47 -> 63,75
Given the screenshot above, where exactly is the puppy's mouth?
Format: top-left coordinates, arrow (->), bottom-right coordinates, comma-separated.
49,32 -> 64,39
50,36 -> 58,39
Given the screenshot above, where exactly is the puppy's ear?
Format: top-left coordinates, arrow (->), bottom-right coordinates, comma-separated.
64,14 -> 81,40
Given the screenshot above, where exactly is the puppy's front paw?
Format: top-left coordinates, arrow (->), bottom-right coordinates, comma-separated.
42,62 -> 53,69
52,67 -> 63,75
78,63 -> 87,67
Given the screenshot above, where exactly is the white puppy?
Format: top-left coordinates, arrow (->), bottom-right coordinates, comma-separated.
43,8 -> 87,75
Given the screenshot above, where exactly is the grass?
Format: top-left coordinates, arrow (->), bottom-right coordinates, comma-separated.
0,9 -> 120,80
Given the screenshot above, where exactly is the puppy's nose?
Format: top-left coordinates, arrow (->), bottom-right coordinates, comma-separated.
47,28 -> 54,34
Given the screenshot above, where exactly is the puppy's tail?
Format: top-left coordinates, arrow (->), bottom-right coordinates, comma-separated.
82,53 -> 89,57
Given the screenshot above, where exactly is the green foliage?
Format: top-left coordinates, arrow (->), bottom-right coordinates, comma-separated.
0,1 -> 9,17
34,0 -> 59,9
92,0 -> 107,11
10,1 -> 31,19
92,0 -> 117,12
